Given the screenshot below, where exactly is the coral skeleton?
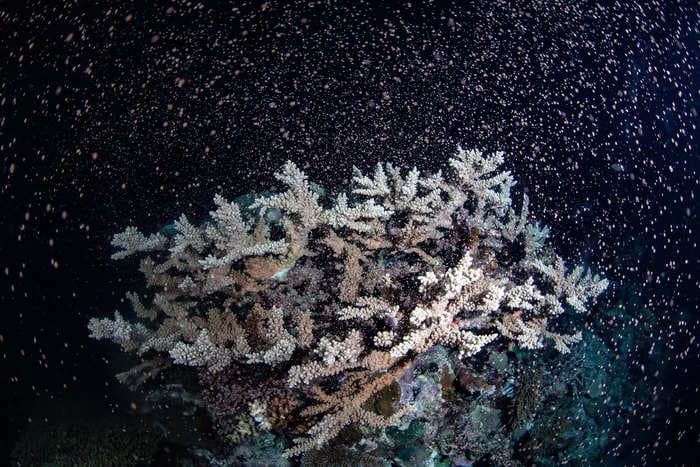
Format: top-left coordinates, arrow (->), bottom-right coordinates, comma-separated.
89,147 -> 608,456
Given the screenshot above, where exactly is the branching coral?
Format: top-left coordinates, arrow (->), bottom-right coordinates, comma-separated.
88,146 -> 608,456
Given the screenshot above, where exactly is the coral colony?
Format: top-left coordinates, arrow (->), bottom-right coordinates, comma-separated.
88,147 -> 607,458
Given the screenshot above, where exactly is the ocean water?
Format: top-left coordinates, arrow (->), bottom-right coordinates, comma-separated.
1,1 -> 697,465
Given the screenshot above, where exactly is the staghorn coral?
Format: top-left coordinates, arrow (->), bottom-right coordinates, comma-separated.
88,147 -> 607,456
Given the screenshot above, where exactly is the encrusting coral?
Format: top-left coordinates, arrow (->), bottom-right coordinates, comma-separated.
88,147 -> 608,456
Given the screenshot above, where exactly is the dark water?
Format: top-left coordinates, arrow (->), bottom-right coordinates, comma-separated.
1,1 -> 697,465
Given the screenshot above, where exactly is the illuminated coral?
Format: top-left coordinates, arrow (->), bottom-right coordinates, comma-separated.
88,147 -> 608,456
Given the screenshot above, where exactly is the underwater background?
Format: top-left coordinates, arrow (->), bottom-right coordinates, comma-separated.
1,1 -> 697,465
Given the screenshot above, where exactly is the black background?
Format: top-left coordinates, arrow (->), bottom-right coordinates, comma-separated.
1,0 -> 697,463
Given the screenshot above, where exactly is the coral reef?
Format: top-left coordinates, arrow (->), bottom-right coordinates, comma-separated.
88,147 -> 608,458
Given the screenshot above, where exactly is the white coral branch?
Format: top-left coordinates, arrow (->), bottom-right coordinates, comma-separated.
169,329 -> 231,372
88,311 -> 151,352
111,227 -> 167,260
325,193 -> 393,233
351,163 -> 391,197
170,214 -> 206,254
250,160 -> 325,230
